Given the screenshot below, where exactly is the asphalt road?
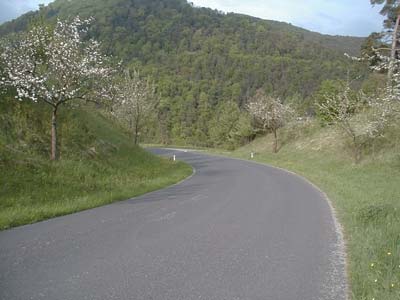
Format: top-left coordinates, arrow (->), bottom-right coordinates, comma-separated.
0,149 -> 347,300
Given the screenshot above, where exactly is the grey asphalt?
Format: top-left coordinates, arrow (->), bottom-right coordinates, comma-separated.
0,148 -> 347,300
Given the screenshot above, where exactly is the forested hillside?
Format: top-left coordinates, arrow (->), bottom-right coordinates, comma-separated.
0,0 -> 366,146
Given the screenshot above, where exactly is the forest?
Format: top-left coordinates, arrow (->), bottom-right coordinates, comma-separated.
0,0 -> 367,148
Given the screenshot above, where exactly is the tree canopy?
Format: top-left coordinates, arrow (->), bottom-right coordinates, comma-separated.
0,0 -> 366,146
371,0 -> 400,28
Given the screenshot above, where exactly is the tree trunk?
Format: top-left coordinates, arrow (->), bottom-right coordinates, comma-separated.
388,14 -> 400,83
272,128 -> 278,153
134,116 -> 140,145
134,122 -> 139,145
353,137 -> 361,164
354,146 -> 361,164
51,106 -> 58,161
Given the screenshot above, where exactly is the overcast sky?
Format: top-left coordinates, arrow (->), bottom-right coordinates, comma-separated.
0,0 -> 386,37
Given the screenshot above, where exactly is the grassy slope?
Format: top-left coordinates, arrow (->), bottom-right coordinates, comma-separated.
0,99 -> 192,230
212,121 -> 400,300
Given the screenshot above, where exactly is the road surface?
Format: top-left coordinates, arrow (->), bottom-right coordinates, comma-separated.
0,148 -> 347,300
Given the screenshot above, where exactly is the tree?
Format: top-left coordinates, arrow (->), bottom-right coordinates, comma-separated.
113,70 -> 156,144
353,3 -> 400,103
313,80 -> 346,124
316,79 -> 392,163
371,0 -> 400,81
247,90 -> 292,153
209,101 -> 253,149
195,92 -> 212,146
361,34 -> 400,102
360,32 -> 386,67
0,17 -> 114,160
371,0 -> 400,29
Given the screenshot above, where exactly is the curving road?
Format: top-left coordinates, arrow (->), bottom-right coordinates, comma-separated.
0,149 -> 347,300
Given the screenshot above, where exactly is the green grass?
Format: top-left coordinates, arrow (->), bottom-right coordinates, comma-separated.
210,121 -> 400,300
0,100 -> 192,230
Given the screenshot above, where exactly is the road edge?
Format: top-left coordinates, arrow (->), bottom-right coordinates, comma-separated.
174,149 -> 350,300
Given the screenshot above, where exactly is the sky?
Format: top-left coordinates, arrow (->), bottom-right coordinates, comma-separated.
0,0 -> 386,37
191,0 -> 385,37
0,0 -> 53,24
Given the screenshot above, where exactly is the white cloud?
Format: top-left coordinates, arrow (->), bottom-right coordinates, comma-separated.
191,0 -> 385,36
1,0 -> 385,36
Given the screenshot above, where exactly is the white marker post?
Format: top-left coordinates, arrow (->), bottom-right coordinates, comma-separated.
251,152 -> 254,159
173,154 -> 176,161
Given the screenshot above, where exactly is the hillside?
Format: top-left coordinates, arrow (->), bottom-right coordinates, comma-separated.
0,95 -> 192,230
0,0 -> 366,146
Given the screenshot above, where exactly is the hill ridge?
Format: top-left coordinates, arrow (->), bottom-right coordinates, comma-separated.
0,0 -> 366,146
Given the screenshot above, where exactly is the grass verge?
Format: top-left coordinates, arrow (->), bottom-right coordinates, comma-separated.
0,102 -> 192,230
209,124 -> 400,300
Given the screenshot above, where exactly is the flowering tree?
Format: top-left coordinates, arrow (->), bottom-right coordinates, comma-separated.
370,0 -> 400,81
247,90 -> 292,153
112,70 -> 156,144
342,2 -> 400,163
317,79 -> 392,163
0,17 -> 114,160
362,46 -> 400,104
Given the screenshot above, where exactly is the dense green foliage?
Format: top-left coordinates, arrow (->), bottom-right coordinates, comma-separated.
0,95 -> 192,230
0,0 -> 366,147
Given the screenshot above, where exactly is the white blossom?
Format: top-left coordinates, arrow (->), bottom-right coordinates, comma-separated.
0,17 -> 115,160
316,80 -> 392,162
112,70 -> 156,144
0,16 -> 114,107
246,90 -> 293,152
